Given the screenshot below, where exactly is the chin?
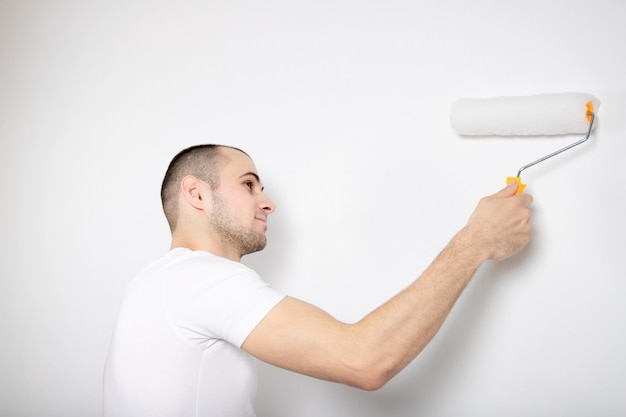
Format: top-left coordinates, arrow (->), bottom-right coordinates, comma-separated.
241,237 -> 267,257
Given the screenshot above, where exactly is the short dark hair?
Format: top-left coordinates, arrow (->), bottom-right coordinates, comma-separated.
160,144 -> 248,231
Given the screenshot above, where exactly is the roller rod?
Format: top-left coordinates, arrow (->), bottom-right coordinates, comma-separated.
517,111 -> 595,178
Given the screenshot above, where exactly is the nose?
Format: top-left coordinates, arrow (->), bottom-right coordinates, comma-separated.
259,193 -> 276,215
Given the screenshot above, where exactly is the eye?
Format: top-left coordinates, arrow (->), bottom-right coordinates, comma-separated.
244,181 -> 254,190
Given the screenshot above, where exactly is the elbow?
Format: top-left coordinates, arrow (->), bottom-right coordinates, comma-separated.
354,374 -> 389,391
334,326 -> 415,391
344,359 -> 397,391
337,337 -> 408,391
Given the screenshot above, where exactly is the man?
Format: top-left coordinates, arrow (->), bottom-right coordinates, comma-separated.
104,144 -> 533,416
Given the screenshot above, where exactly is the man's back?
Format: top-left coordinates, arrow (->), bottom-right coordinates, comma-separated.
103,248 -> 284,417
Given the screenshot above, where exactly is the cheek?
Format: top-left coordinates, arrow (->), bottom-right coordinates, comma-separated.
216,188 -> 258,217
230,195 -> 257,217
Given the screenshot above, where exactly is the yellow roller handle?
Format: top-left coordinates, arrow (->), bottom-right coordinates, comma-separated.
507,177 -> 527,195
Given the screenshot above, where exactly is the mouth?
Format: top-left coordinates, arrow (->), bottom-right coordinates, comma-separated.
255,217 -> 268,233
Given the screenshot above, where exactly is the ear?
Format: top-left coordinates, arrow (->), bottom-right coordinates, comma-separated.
180,175 -> 207,210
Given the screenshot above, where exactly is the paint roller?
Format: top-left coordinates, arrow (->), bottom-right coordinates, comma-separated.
450,93 -> 600,194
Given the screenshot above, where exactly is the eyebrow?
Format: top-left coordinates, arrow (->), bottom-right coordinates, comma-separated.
239,172 -> 264,190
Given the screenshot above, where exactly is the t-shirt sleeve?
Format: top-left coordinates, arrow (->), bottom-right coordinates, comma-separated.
164,259 -> 285,348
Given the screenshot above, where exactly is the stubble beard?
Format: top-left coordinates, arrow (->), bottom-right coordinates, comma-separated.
210,193 -> 267,258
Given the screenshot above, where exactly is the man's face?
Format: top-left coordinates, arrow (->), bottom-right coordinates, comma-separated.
207,148 -> 275,258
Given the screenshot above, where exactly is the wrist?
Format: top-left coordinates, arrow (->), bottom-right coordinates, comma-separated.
450,226 -> 491,266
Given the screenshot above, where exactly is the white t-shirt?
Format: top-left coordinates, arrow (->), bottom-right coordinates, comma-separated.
103,248 -> 285,417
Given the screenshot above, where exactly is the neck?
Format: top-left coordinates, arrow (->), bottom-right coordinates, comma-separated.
170,234 -> 242,262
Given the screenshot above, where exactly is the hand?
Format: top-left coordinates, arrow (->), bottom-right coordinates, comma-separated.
463,181 -> 533,261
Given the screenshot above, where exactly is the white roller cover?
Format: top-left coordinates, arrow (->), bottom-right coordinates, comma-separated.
450,93 -> 600,136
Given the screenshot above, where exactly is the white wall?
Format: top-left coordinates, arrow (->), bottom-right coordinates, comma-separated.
1,1 -> 625,416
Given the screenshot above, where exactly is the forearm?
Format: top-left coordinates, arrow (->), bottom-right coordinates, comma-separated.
345,228 -> 487,388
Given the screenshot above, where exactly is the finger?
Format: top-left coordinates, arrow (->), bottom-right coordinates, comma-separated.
516,192 -> 534,207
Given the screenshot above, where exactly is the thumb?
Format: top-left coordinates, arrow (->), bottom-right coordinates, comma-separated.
496,180 -> 519,197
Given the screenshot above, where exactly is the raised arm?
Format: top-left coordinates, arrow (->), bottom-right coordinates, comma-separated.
242,181 -> 533,390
